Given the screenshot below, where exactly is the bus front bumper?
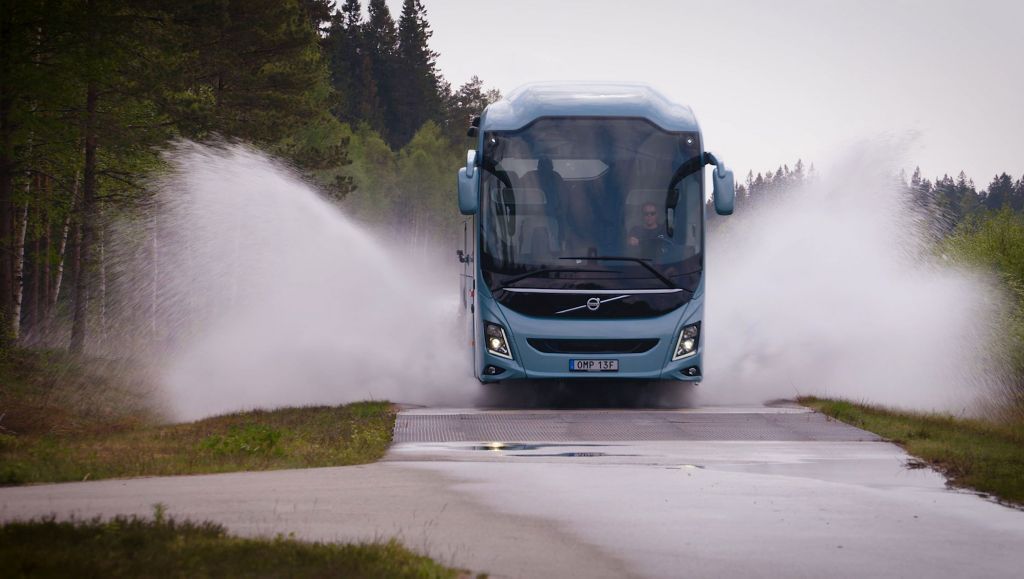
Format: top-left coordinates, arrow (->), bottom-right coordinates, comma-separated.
478,307 -> 703,383
480,351 -> 702,383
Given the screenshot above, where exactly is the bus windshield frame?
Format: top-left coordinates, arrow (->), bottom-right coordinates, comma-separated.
479,117 -> 704,292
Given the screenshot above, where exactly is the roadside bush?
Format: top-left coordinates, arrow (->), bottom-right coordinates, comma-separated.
946,209 -> 1024,420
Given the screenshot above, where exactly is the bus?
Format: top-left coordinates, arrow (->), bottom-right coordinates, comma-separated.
456,82 -> 734,384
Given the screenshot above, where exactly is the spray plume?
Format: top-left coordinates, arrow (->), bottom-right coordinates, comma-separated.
118,142 -> 474,420
702,140 -> 1008,415
112,139 -> 1008,419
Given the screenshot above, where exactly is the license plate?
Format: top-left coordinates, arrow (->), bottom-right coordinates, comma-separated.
569,359 -> 619,372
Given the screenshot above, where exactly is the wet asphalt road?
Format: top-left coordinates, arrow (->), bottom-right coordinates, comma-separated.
3,404 -> 1024,578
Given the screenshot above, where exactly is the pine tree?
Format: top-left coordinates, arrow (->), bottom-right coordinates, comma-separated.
1015,174 -> 1024,213
909,166 -> 932,210
300,0 -> 333,34
769,166 -> 784,194
60,0 -> 179,353
0,0 -> 59,345
393,0 -> 444,148
325,8 -> 354,118
792,159 -> 805,182
911,166 -> 923,188
169,0 -> 334,144
985,173 -> 1015,211
445,75 -> 501,142
363,0 -> 400,144
326,0 -> 383,127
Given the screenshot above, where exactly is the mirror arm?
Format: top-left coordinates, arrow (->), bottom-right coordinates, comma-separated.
704,151 -> 732,180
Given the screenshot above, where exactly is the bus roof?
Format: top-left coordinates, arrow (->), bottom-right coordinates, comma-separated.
481,82 -> 699,133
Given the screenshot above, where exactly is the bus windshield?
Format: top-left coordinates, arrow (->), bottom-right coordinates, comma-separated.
480,117 -> 704,291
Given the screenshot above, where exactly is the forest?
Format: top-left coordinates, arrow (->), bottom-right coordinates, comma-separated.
2,0 -> 1024,376
0,0 -> 497,353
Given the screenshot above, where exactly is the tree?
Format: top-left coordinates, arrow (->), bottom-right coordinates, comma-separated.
300,0 -> 333,34
164,0 -> 355,196
792,159 -> 805,182
363,0 -> 400,144
326,0 -> 382,128
157,0 -> 336,147
392,0 -> 444,148
445,75 -> 501,143
0,0 -> 73,346
1015,175 -> 1024,213
67,0 -> 178,353
986,173 -> 1017,211
343,123 -> 398,225
1,0 -> 354,352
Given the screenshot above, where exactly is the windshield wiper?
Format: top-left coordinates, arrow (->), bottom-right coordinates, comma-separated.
558,256 -> 679,290
499,266 -> 606,288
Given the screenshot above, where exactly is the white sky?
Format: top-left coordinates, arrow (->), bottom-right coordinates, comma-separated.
385,0 -> 1023,187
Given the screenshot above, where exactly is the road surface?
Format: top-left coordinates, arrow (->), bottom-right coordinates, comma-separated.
2,404 -> 1023,577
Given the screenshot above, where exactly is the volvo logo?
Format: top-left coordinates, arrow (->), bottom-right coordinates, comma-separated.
556,294 -> 631,315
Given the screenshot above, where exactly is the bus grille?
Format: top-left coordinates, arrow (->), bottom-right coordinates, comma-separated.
527,338 -> 658,354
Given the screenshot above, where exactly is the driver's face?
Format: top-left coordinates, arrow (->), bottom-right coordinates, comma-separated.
643,205 -> 658,227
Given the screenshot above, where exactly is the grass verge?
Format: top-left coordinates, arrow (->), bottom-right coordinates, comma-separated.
0,512 -> 467,578
0,348 -> 161,437
0,349 -> 396,485
801,397 -> 1024,506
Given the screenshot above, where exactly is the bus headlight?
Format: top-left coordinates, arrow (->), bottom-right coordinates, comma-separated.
673,322 -> 700,360
485,322 -> 513,359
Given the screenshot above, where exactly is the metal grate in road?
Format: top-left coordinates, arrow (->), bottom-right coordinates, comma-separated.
393,410 -> 880,443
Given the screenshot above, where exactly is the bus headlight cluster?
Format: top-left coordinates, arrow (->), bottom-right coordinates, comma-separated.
485,322 -> 513,359
673,322 -> 700,360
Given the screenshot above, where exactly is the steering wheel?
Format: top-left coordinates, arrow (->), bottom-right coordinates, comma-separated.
640,235 -> 675,257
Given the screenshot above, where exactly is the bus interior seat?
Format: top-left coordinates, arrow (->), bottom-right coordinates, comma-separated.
516,165 -> 562,256
511,186 -> 559,260
527,225 -> 554,261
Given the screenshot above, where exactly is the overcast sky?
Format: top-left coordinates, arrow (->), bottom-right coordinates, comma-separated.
387,0 -> 1022,185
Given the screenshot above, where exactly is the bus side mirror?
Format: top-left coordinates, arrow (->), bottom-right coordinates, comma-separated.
713,164 -> 735,216
458,150 -> 479,215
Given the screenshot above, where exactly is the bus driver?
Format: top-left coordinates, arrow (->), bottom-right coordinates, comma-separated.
628,202 -> 663,251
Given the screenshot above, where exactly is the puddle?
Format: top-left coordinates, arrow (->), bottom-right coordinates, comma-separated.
469,443 -> 607,452
465,443 -> 638,458
512,452 -> 636,458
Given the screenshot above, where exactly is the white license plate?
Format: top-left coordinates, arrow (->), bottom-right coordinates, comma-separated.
569,359 -> 619,372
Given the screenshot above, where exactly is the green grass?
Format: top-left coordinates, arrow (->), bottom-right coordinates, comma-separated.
0,349 -> 396,485
0,350 -> 471,575
0,401 -> 396,485
801,397 -> 1024,506
0,512 -> 466,578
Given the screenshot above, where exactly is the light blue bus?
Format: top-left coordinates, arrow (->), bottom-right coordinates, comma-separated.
456,83 -> 734,384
